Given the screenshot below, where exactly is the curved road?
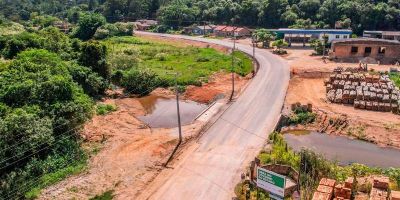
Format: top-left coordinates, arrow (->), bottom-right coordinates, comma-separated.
137,31 -> 290,200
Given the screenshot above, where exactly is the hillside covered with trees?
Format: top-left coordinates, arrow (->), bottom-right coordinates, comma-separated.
1,0 -> 400,34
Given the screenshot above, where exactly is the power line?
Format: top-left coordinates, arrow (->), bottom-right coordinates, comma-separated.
3,146 -> 82,200
0,71 -> 165,160
0,124 -> 83,171
219,117 -> 268,141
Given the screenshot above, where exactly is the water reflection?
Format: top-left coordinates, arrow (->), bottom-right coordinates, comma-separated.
284,131 -> 400,168
137,95 -> 207,128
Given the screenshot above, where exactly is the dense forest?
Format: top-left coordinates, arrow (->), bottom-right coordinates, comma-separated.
1,0 -> 400,34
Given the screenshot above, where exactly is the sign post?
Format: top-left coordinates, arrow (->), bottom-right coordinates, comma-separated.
256,167 -> 286,199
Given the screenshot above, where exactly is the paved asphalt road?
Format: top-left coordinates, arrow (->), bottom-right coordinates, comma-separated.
137,32 -> 290,200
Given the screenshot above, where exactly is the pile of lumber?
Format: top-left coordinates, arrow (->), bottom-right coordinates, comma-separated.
325,68 -> 400,114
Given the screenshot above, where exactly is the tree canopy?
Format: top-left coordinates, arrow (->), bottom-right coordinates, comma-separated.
1,0 -> 399,34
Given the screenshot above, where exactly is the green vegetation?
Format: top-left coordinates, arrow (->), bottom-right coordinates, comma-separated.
0,21 -> 25,36
25,162 -> 87,199
0,26 -> 110,198
288,107 -> 316,125
1,0 -> 399,36
272,39 -> 289,55
72,13 -> 106,41
252,29 -> 275,48
254,132 -> 400,199
390,73 -> 400,87
96,104 -> 118,115
90,190 -> 115,200
104,36 -> 253,87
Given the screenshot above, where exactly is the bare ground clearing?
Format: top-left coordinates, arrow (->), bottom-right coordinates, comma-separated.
283,48 -> 400,148
39,71 -> 249,199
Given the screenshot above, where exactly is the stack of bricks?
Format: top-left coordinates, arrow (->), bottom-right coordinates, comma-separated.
325,67 -> 400,114
391,191 -> 400,200
370,176 -> 390,200
333,177 -> 353,200
312,178 -> 336,200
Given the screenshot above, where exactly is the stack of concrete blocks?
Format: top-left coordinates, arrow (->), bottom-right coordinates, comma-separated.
333,177 -> 353,200
391,191 -> 400,200
325,68 -> 400,114
370,176 -> 390,200
313,178 -> 336,200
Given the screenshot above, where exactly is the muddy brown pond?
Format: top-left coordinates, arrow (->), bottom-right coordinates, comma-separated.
137,95 -> 208,128
284,131 -> 400,168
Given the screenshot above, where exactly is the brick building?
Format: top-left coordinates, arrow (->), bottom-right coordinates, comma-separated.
330,38 -> 400,64
213,25 -> 251,38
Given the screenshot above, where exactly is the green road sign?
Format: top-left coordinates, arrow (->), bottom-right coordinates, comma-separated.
256,167 -> 286,197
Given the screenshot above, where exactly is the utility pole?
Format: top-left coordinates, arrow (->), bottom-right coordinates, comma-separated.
164,72 -> 182,166
203,21 -> 206,37
230,30 -> 236,102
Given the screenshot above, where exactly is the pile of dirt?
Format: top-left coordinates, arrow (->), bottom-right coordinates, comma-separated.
184,72 -> 250,104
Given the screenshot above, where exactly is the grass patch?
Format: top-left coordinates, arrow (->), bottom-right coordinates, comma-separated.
90,190 -> 114,200
96,103 -> 118,115
390,72 -> 400,87
103,36 -> 253,86
25,162 -> 87,199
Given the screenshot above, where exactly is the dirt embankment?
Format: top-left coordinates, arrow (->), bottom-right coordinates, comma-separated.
283,48 -> 400,148
39,72 -> 250,199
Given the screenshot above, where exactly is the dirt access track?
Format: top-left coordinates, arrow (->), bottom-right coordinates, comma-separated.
38,37 -> 250,199
283,47 -> 400,148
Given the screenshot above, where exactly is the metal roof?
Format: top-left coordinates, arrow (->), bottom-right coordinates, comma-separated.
276,28 -> 352,35
363,30 -> 400,36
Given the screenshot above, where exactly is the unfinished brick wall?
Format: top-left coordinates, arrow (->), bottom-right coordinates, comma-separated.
331,42 -> 400,64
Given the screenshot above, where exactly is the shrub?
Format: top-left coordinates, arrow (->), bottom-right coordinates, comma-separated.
288,110 -> 316,125
121,69 -> 159,96
1,32 -> 42,59
68,64 -> 109,97
79,41 -> 110,79
196,57 -> 210,62
109,53 -> 139,70
72,12 -> 106,40
155,53 -> 167,61
94,22 -> 134,40
96,104 -> 117,115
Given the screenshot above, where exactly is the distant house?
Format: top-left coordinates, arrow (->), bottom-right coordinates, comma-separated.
363,30 -> 400,41
184,25 -> 215,35
213,25 -> 227,37
53,21 -> 71,33
330,38 -> 400,64
134,19 -> 158,31
276,29 -> 352,45
213,25 -> 251,38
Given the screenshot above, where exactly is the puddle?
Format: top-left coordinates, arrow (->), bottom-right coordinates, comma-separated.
284,131 -> 400,168
137,95 -> 207,128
